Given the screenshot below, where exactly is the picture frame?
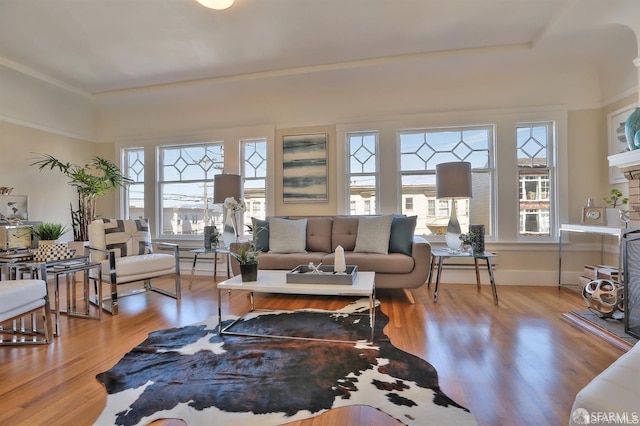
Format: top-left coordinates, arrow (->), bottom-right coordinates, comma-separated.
282,133 -> 328,203
608,103 -> 638,184
0,195 -> 29,222
581,206 -> 605,225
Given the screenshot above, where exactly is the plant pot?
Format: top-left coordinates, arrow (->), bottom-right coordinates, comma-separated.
605,208 -> 622,227
239,263 -> 258,282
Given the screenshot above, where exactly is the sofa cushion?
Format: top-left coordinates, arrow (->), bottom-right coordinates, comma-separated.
322,252 -> 415,274
389,215 -> 417,256
256,252 -> 326,271
331,216 -> 359,251
305,217 -> 333,252
354,214 -> 393,254
268,217 -> 307,253
252,217 -> 270,252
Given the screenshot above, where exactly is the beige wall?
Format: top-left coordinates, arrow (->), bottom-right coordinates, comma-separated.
0,121 -> 114,242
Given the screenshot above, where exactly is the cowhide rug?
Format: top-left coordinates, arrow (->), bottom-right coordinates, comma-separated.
95,299 -> 477,426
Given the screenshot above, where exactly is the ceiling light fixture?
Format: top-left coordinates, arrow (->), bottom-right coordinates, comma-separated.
196,0 -> 234,10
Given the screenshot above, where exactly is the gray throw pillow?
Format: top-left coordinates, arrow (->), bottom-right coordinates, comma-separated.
268,217 -> 308,254
389,215 -> 417,256
353,214 -> 394,254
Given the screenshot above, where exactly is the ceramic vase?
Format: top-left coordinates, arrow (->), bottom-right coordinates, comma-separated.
625,107 -> 640,150
605,208 -> 622,227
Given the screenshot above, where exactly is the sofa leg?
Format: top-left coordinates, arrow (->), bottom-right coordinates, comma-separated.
403,288 -> 415,304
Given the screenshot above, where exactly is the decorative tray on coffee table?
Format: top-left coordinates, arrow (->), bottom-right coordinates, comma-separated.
286,264 -> 358,285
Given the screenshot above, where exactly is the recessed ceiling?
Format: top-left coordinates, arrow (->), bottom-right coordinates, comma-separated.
0,0 -> 636,95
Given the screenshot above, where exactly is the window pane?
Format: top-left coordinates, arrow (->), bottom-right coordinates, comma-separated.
347,132 -> 378,215
123,148 -> 144,220
400,126 -> 492,236
159,143 -> 224,237
517,123 -> 553,238
242,139 -> 267,222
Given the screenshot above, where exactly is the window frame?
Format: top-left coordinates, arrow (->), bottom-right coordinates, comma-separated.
345,131 -> 379,215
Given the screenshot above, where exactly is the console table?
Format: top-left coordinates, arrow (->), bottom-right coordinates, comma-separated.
558,224 -> 624,288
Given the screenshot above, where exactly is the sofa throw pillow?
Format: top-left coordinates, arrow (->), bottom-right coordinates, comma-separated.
353,214 -> 393,254
251,217 -> 269,252
268,217 -> 308,254
389,215 -> 417,256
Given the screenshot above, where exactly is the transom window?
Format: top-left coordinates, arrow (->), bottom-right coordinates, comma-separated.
399,126 -> 493,237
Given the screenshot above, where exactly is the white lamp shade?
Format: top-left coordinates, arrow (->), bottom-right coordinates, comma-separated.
196,0 -> 234,10
213,174 -> 242,203
435,162 -> 473,199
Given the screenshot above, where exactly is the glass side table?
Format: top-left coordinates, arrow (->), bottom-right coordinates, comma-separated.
189,247 -> 231,289
428,247 -> 499,305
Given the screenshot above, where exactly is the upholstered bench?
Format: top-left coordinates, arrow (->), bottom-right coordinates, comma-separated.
570,342 -> 640,425
0,279 -> 53,345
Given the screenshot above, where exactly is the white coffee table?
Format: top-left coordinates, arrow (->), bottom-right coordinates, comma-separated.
217,269 -> 376,342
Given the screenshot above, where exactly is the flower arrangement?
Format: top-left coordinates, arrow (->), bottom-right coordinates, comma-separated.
459,231 -> 476,246
223,197 -> 246,238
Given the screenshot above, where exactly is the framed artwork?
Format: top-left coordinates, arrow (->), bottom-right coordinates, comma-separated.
0,195 -> 29,222
608,103 -> 637,183
282,133 -> 328,203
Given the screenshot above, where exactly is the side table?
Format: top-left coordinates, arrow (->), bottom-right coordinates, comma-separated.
429,248 -> 499,305
189,247 -> 231,289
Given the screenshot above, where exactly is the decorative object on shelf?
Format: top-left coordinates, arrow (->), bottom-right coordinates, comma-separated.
608,103 -> 637,183
30,154 -> 132,242
0,187 -> 13,195
469,224 -> 485,253
582,206 -> 605,225
625,107 -> 640,150
582,279 -> 624,319
203,225 -> 218,250
436,161 -> 473,252
230,241 -> 259,282
31,222 -> 70,245
213,174 -> 242,247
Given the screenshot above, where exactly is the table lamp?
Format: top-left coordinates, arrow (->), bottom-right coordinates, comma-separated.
436,161 -> 473,252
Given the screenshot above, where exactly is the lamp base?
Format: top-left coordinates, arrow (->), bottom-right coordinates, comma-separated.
445,200 -> 462,252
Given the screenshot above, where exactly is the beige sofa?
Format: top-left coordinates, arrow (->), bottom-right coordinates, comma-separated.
230,215 -> 431,303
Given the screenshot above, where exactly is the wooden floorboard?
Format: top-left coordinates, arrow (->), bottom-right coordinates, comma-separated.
0,276 -> 627,426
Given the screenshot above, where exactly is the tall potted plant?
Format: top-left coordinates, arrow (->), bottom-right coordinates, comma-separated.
30,154 -> 133,241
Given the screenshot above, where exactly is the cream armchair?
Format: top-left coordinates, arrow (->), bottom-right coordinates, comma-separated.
0,279 -> 53,345
87,218 -> 181,315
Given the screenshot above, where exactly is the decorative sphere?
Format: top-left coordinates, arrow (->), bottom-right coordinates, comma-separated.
582,279 -> 623,319
625,107 -> 640,150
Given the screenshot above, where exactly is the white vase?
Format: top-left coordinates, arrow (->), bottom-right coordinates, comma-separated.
605,208 -> 622,227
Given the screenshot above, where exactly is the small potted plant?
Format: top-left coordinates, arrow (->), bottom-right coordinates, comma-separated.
603,189 -> 628,226
31,222 -> 70,245
230,240 -> 259,282
459,231 -> 475,252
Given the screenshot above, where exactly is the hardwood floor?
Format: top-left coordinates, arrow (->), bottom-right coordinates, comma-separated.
0,275 -> 626,426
